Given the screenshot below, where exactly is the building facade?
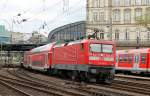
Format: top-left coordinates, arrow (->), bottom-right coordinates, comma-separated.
28,31 -> 48,44
87,0 -> 150,43
0,25 -> 11,44
11,32 -> 24,44
48,21 -> 86,43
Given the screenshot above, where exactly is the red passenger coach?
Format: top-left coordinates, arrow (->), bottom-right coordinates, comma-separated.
116,48 -> 150,74
23,39 -> 116,83
28,43 -> 55,71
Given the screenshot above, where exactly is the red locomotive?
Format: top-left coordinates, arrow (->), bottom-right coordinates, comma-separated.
116,48 -> 150,75
23,39 -> 116,83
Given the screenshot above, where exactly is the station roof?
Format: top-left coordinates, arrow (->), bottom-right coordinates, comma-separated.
0,43 -> 46,51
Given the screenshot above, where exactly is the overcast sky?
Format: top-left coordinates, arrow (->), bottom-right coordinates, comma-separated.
0,0 -> 86,36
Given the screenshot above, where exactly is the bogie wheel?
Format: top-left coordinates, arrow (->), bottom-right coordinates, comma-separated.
71,71 -> 78,81
47,69 -> 54,76
86,73 -> 96,83
104,74 -> 114,84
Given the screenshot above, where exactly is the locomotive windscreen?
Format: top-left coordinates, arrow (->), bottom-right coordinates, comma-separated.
102,44 -> 113,53
90,44 -> 113,53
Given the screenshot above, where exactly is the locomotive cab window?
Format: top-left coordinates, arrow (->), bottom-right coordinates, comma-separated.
90,44 -> 102,52
102,44 -> 113,53
90,44 -> 113,53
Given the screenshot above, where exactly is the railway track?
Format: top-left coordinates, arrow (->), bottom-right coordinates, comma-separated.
82,80 -> 150,96
15,68 -> 144,96
7,68 -> 133,96
7,68 -> 111,96
0,74 -> 69,96
4,68 -> 149,96
115,74 -> 150,82
102,82 -> 150,95
114,79 -> 150,89
111,75 -> 150,95
0,80 -> 32,96
6,68 -> 89,96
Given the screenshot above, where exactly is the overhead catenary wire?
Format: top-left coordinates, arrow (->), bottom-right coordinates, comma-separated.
0,0 -> 49,31
20,0 -> 82,23
17,0 -> 62,23
44,5 -> 85,32
36,0 -> 85,32
8,0 -> 62,30
9,0 -> 85,34
9,0 -> 62,32
19,0 -> 82,32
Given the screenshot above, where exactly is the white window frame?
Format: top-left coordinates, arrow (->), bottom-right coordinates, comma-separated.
135,0 -> 142,5
99,12 -> 104,22
135,8 -> 142,21
124,9 -> 131,23
113,9 -> 120,22
124,0 -> 131,6
146,0 -> 150,5
93,0 -> 100,7
93,12 -> 98,21
113,0 -> 121,6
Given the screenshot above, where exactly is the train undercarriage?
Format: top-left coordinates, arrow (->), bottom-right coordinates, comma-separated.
47,65 -> 115,84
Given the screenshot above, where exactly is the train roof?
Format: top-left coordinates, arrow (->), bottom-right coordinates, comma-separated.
82,39 -> 115,44
54,39 -> 115,48
30,42 -> 56,53
29,39 -> 115,53
117,48 -> 150,54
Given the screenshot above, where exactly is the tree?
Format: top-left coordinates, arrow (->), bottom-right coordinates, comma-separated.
136,13 -> 150,31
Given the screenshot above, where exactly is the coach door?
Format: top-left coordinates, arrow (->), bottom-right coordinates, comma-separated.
148,53 -> 150,73
29,56 -> 32,67
45,53 -> 48,68
44,53 -> 51,69
48,53 -> 52,65
133,53 -> 140,71
115,54 -> 118,67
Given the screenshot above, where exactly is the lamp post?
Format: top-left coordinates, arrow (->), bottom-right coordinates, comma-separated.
136,31 -> 140,49
108,0 -> 112,40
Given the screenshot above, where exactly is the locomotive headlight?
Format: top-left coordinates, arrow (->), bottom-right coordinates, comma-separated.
89,56 -> 99,60
104,57 -> 114,61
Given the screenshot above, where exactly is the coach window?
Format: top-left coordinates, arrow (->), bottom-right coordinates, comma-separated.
141,53 -> 146,64
119,55 -> 123,63
81,43 -> 84,51
48,53 -> 51,58
116,55 -> 118,63
128,54 -> 132,63
124,54 -> 128,62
